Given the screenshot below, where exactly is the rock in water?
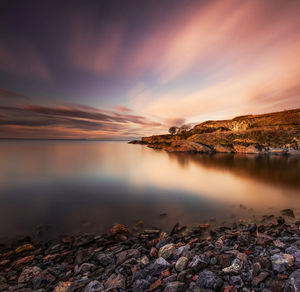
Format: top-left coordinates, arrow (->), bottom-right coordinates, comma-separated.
195,270 -> 223,290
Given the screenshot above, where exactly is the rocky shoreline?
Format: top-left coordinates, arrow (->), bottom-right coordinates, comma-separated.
129,108 -> 300,155
1,210 -> 300,291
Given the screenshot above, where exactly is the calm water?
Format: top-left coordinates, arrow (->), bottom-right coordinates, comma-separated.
0,140 -> 299,240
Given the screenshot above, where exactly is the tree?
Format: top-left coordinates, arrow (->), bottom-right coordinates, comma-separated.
168,126 -> 177,135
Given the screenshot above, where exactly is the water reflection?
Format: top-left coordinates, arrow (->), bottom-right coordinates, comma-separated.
0,141 -> 299,239
166,152 -> 300,188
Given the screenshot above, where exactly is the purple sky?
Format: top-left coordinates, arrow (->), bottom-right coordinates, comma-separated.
1,0 -> 300,139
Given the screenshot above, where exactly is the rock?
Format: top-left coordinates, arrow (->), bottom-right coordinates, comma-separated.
271,253 -> 294,272
166,140 -> 212,153
175,245 -> 190,257
214,144 -> 233,153
159,244 -> 176,259
83,280 -> 104,292
230,275 -> 243,288
96,252 -> 114,266
15,244 -> 35,253
109,224 -> 128,235
196,270 -> 223,290
252,271 -> 269,286
150,247 -> 158,258
150,279 -> 162,291
188,255 -> 208,271
233,144 -> 261,154
18,266 -> 42,283
281,209 -> 295,218
175,257 -> 189,272
75,263 -> 96,274
132,279 -> 150,291
285,269 -> 300,292
215,238 -> 223,249
252,262 -> 261,277
163,281 -> 186,291
15,255 -> 35,266
155,257 -> 171,267
274,240 -> 286,249
138,255 -> 150,266
54,281 -> 72,292
104,273 -> 126,290
222,259 -> 242,274
218,254 -> 232,267
257,233 -> 273,245
237,231 -> 251,246
237,252 -> 247,262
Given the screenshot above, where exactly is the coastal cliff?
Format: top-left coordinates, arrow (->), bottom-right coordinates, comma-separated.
130,108 -> 300,155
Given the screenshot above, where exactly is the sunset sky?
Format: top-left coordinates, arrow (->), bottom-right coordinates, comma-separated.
1,0 -> 300,139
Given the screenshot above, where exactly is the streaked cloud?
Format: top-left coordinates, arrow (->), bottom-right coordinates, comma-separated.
1,0 -> 300,138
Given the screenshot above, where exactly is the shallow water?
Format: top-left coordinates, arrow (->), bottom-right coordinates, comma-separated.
0,140 -> 299,239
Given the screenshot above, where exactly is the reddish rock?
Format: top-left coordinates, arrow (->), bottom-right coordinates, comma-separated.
15,244 -> 35,253
0,259 -> 9,266
147,238 -> 160,248
104,273 -> 126,290
149,279 -> 162,291
15,255 -> 35,266
109,224 -> 128,235
43,254 -> 58,262
161,269 -> 170,277
198,224 -> 210,230
150,247 -> 158,258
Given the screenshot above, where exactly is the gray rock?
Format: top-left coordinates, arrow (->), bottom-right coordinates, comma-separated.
188,255 -> 208,272
96,252 -> 115,266
231,275 -> 243,288
271,253 -> 294,272
195,270 -> 223,290
155,257 -> 171,267
83,280 -> 104,292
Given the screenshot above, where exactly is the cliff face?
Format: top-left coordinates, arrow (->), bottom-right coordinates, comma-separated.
130,108 -> 300,155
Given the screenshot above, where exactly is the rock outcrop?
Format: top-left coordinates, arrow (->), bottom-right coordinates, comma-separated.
130,108 -> 300,155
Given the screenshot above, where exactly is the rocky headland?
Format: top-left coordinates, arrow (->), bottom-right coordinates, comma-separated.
0,210 -> 300,291
130,108 -> 300,155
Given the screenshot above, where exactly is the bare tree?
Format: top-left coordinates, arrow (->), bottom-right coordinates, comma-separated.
168,126 -> 177,135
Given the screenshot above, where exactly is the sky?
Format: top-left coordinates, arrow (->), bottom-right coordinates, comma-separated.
0,0 -> 300,139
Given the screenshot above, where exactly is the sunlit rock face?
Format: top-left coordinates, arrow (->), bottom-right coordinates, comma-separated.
133,108 -> 300,155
